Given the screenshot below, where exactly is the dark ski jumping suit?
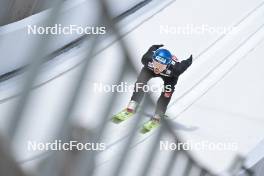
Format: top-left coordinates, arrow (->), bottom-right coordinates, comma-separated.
130,45 -> 192,116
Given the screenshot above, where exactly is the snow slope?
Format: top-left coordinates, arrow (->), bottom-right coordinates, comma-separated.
0,0 -> 263,175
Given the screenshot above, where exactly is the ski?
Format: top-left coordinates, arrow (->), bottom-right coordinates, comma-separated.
111,109 -> 135,124
140,115 -> 168,134
140,119 -> 160,134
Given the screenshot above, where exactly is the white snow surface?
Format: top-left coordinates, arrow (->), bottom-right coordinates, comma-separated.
0,0 -> 264,175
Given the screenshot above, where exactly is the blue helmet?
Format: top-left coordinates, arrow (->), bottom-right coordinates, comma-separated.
153,49 -> 172,65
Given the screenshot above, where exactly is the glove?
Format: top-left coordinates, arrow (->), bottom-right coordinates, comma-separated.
151,44 -> 164,50
188,54 -> 193,64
